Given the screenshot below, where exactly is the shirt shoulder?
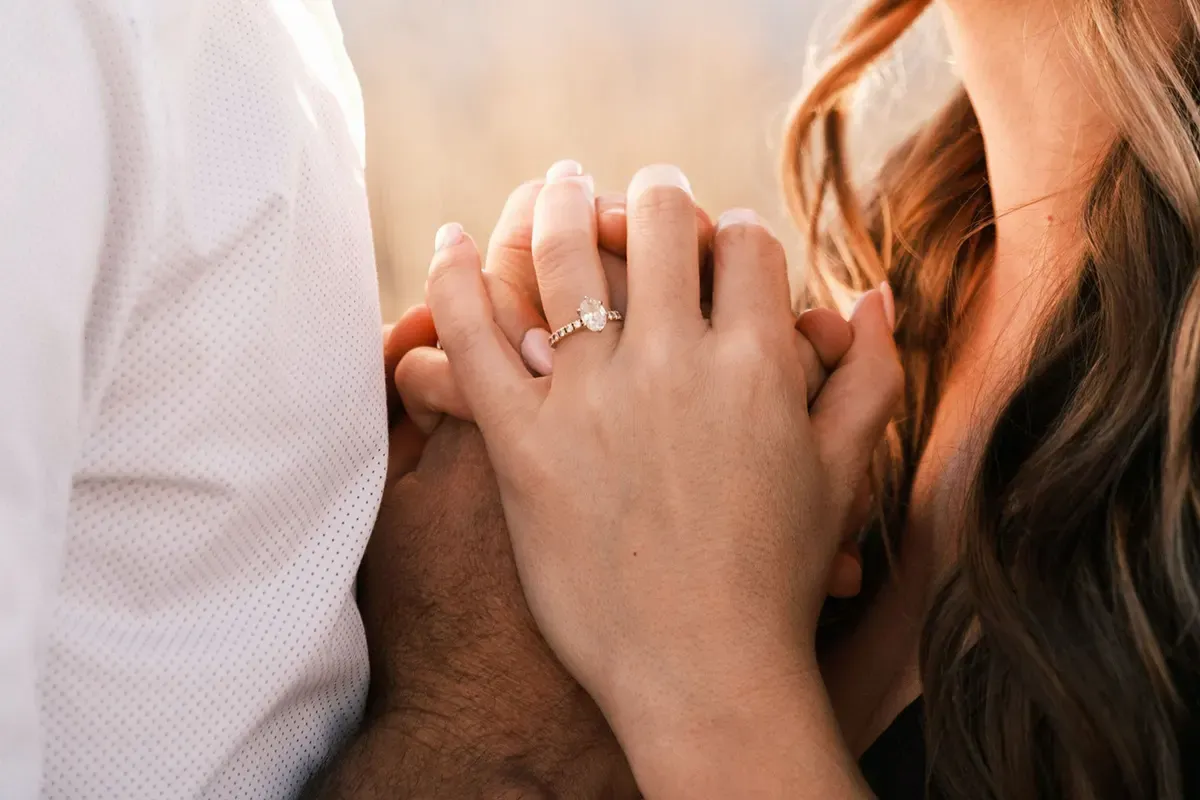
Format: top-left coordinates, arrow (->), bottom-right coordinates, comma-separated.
41,2 -> 385,797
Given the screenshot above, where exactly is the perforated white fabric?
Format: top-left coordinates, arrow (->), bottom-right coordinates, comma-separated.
0,1 -> 385,797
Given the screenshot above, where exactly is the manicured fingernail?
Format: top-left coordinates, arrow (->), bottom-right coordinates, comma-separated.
520,328 -> 555,376
880,281 -> 896,331
546,160 -> 594,202
716,208 -> 771,234
850,289 -> 874,319
434,222 -> 463,253
627,164 -> 694,204
546,159 -> 584,181
596,193 -> 627,217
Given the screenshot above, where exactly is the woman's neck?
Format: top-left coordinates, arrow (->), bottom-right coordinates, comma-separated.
940,0 -> 1117,292
823,3 -> 1141,752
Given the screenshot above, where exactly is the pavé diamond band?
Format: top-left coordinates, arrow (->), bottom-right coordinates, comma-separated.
548,296 -> 623,349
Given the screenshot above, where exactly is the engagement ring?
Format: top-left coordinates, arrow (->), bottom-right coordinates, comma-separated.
548,297 -> 623,348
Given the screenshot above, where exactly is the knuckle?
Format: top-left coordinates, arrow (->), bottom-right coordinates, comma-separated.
857,355 -> 905,409
488,236 -> 535,274
425,251 -> 464,301
719,328 -> 776,367
882,359 -> 905,402
720,330 -> 796,390
392,351 -> 426,392
508,434 -> 552,483
489,187 -> 539,256
437,312 -> 484,358
532,227 -> 593,275
397,356 -> 449,408
636,336 -> 679,377
480,272 -> 537,334
714,222 -> 786,270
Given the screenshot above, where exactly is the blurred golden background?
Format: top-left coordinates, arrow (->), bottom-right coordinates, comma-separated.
337,0 -> 953,318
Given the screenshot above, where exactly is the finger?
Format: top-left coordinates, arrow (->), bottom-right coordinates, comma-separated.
599,250 -> 629,315
482,266 -> 554,376
810,285 -> 903,499
794,307 -> 855,405
532,160 -> 614,360
387,416 -> 428,490
596,195 -> 716,324
709,209 -> 792,334
484,180 -> 551,349
425,223 -> 534,433
517,326 -> 555,378
624,164 -> 704,336
827,471 -> 871,599
796,308 -> 854,370
597,193 -> 715,260
826,541 -> 863,600
395,346 -> 471,434
384,305 -> 438,423
383,322 -> 398,419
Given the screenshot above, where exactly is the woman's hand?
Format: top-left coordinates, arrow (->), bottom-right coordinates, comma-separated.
422,162 -> 900,797
395,162 -> 850,432
397,165 -> 864,601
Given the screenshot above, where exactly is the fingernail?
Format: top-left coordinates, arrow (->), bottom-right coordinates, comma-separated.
520,328 -> 555,376
716,208 -> 771,234
546,159 -> 584,182
880,281 -> 896,331
596,193 -> 627,216
850,289 -> 874,319
434,222 -> 463,253
627,164 -> 694,205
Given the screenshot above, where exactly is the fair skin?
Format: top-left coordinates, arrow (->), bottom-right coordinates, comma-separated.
821,0 -> 1179,759
421,162 -> 899,798
394,1 -> 1177,796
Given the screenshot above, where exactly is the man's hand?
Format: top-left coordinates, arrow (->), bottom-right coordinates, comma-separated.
306,420 -> 636,798
382,304 -> 440,483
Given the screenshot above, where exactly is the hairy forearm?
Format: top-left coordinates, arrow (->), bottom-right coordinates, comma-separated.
304,693 -> 637,800
305,716 -> 555,799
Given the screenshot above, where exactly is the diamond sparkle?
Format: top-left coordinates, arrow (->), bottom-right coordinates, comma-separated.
579,297 -> 608,332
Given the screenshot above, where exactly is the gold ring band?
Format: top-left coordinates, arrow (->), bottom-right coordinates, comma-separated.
549,297 -> 623,348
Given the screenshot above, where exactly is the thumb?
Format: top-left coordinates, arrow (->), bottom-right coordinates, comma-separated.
385,304 -> 439,424
386,416 -> 428,489
809,284 -> 902,505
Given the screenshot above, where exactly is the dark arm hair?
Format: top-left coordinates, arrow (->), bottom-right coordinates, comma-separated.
303,692 -> 636,799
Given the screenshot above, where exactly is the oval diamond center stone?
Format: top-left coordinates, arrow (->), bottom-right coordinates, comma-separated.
579,297 -> 608,332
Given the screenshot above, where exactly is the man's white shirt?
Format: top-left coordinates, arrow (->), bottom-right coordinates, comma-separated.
0,1 -> 386,796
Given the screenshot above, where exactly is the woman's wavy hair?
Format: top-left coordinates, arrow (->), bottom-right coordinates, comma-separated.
785,1 -> 1200,797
